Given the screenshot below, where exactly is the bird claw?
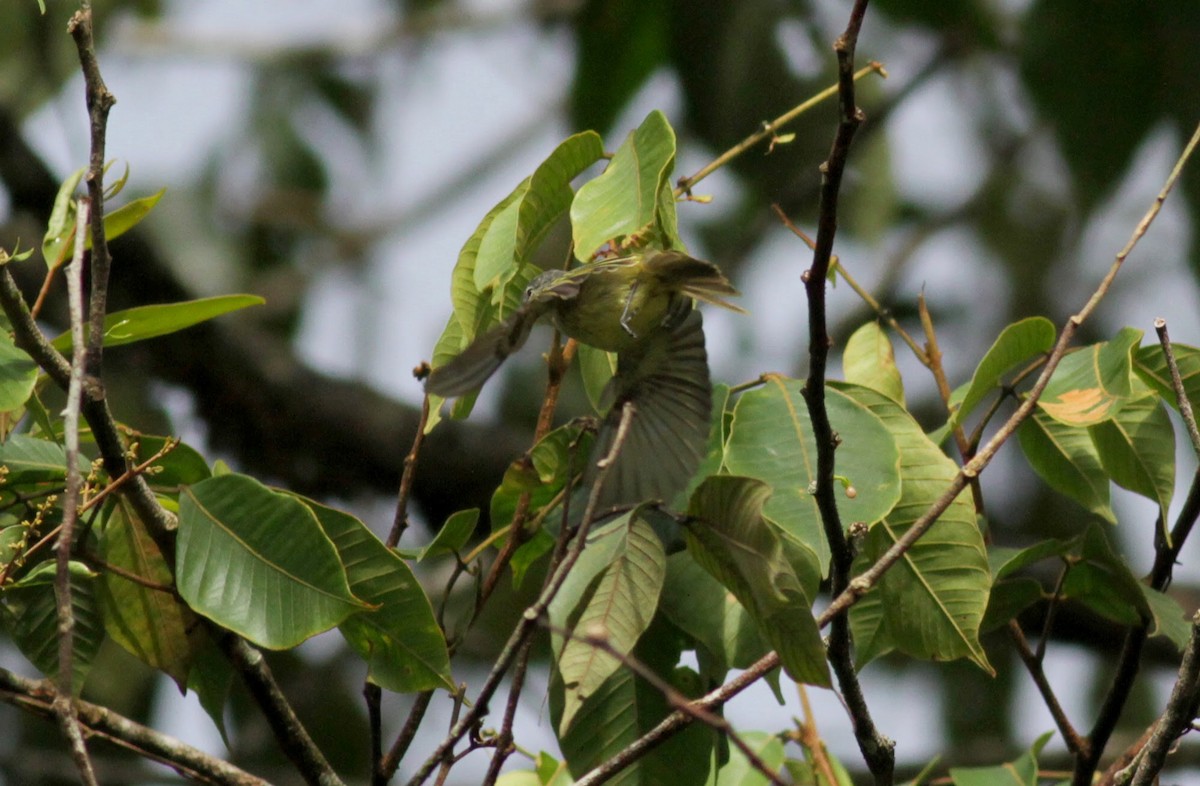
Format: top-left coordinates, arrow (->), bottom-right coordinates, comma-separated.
619,280 -> 641,338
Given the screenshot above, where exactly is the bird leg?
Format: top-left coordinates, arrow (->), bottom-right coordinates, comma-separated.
619,280 -> 642,338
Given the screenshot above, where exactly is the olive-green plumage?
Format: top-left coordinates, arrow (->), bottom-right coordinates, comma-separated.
426,249 -> 743,509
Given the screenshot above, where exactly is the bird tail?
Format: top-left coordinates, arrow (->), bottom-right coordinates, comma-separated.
643,250 -> 747,314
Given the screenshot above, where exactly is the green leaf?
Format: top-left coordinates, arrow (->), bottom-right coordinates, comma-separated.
128,434 -> 212,491
0,331 -> 38,411
723,377 -> 902,570
41,168 -> 84,269
1060,525 -> 1151,626
1088,389 -> 1174,522
684,476 -> 830,687
981,578 -> 1044,634
658,552 -> 767,678
843,321 -> 905,405
86,188 -> 165,249
419,508 -> 479,561
950,730 -> 1053,786
305,499 -> 453,693
707,731 -> 785,786
52,294 -> 265,352
1039,328 -> 1141,426
1017,409 -> 1115,523
475,132 -> 605,293
177,474 -> 368,649
1142,585 -> 1191,650
953,317 -> 1055,426
551,511 -> 666,734
554,616 -> 713,785
3,567 -> 102,695
0,434 -> 91,484
186,634 -> 235,744
490,422 -> 591,531
989,539 -> 1072,580
97,497 -> 198,688
571,110 -> 678,260
1134,341 -> 1200,412
836,382 -> 992,673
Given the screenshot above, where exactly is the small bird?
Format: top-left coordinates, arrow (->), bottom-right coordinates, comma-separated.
426,249 -> 743,509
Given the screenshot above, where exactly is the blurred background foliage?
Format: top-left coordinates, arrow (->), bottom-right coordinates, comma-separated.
2,0 -> 1200,783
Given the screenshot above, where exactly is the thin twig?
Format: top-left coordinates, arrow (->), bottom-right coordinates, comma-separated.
676,62 -> 886,196
67,5 -> 115,379
792,685 -> 840,786
1007,621 -> 1087,755
52,193 -> 98,786
551,622 -> 789,786
387,394 -> 430,548
404,404 -> 636,786
1155,319 -> 1200,458
1127,613 -> 1200,786
481,635 -> 536,785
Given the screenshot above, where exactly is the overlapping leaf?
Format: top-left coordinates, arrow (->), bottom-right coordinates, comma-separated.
684,476 -> 829,686
177,474 -> 368,649
1017,409 -> 1115,522
843,321 -> 905,405
1087,387 -> 1174,523
1039,328 -> 1141,426
953,316 -> 1055,426
550,511 -> 666,733
723,376 -> 901,570
837,382 -> 992,672
571,110 -> 681,259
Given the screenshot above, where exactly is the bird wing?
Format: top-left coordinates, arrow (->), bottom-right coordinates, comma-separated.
584,307 -> 712,512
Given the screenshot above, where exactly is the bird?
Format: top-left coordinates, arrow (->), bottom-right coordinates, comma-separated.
426,249 -> 744,510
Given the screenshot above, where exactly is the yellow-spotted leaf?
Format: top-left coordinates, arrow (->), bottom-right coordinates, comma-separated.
1039,328 -> 1141,426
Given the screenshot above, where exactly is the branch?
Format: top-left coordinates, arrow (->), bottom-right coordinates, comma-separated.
0,666 -> 268,786
404,404 -> 636,786
573,114 -> 1200,786
798,2 -> 893,782
52,190 -> 99,786
1127,613 -> 1200,786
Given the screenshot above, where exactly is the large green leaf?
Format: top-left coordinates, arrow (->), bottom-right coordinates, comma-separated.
97,497 -> 199,688
551,512 -> 666,734
3,566 -> 102,695
843,321 -> 905,405
554,617 -> 713,785
177,474 -> 368,649
684,476 -> 830,687
0,434 -> 91,484
475,131 -> 605,293
1017,409 -> 1115,522
305,499 -> 453,693
571,110 -> 679,260
0,331 -> 37,412
1088,388 -> 1174,523
1060,525 -> 1151,627
950,731 -> 1053,786
953,316 -> 1055,427
51,294 -> 265,352
658,551 -> 767,678
723,377 -> 902,570
836,382 -> 992,672
1038,328 -> 1141,426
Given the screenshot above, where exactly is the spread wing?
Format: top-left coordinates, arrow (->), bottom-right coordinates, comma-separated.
425,272 -> 582,398
584,307 -> 712,512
